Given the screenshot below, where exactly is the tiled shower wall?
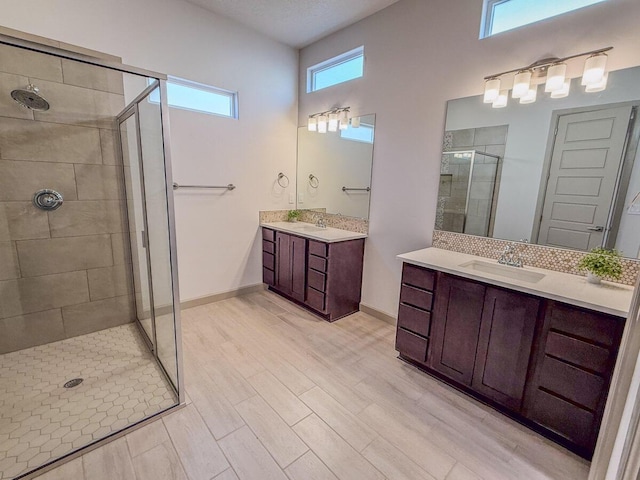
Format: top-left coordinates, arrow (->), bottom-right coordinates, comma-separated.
0,42 -> 135,353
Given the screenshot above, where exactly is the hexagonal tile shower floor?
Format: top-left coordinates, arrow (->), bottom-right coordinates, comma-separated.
0,324 -> 176,479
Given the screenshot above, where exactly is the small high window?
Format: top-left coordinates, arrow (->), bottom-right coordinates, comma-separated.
480,0 -> 607,38
150,76 -> 237,118
307,46 -> 364,93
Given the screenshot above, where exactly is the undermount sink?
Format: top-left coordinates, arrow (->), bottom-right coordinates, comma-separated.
459,260 -> 546,284
290,224 -> 327,232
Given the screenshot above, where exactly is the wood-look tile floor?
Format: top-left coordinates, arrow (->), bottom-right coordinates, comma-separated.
34,291 -> 590,480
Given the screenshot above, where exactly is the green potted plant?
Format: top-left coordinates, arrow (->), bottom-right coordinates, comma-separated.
578,247 -> 623,284
287,209 -> 301,222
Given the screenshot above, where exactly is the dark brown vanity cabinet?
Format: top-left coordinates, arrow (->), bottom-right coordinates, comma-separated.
395,263 -> 624,458
262,228 -> 365,321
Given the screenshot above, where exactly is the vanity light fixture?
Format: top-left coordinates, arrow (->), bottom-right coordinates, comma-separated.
307,107 -> 351,134
482,46 -> 612,106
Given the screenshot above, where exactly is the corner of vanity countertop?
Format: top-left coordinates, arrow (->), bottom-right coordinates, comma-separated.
396,246 -> 634,318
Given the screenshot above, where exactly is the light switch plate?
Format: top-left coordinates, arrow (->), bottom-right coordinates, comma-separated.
289,193 -> 294,204
298,193 -> 304,203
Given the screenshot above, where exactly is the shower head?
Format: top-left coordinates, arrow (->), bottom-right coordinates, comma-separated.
11,84 -> 50,111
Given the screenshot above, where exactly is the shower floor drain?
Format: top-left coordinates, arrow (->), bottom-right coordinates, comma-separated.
63,378 -> 83,388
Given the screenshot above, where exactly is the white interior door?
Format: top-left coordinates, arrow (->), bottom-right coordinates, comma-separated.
538,105 -> 633,251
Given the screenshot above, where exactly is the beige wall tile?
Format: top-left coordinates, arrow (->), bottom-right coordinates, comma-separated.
100,129 -> 119,165
0,117 -> 101,164
0,309 -> 65,354
0,160 -> 77,201
88,264 -> 133,301
75,164 -> 125,200
0,72 -> 34,119
0,271 -> 89,319
48,200 -> 127,237
0,43 -> 63,82
61,59 -> 125,95
16,235 -> 113,277
0,202 -> 50,241
61,295 -> 134,337
32,79 -> 124,129
0,241 -> 19,281
111,232 -> 132,265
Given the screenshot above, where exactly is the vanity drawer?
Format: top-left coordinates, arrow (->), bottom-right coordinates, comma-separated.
262,252 -> 275,271
308,254 -> 327,273
547,302 -> 619,347
402,263 -> 435,291
262,228 -> 275,242
400,285 -> 433,311
396,328 -> 428,363
263,267 -> 275,286
397,303 -> 431,338
308,269 -> 326,293
262,239 -> 275,254
309,240 -> 328,258
538,356 -> 604,411
545,331 -> 610,374
306,287 -> 326,312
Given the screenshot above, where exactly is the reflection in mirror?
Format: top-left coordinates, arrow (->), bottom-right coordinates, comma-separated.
438,66 -> 640,258
297,115 -> 375,219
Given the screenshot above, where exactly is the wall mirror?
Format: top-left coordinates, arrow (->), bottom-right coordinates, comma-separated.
437,66 -> 640,259
297,114 -> 375,220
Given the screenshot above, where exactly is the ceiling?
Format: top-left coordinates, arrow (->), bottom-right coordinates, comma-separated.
185,0 -> 401,48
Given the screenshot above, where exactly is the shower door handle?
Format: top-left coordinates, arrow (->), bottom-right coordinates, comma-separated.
142,231 -> 148,249
587,226 -> 604,232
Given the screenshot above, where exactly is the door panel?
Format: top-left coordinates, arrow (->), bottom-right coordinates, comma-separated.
430,273 -> 485,385
290,235 -> 306,302
538,106 -> 633,250
472,288 -> 540,410
275,232 -> 291,294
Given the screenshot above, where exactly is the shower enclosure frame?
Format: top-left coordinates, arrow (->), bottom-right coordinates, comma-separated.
0,32 -> 185,477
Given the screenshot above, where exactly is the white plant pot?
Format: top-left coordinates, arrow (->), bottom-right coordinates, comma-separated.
587,272 -> 602,285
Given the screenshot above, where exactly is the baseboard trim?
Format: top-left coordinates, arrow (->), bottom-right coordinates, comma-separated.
181,283 -> 266,310
360,303 -> 397,326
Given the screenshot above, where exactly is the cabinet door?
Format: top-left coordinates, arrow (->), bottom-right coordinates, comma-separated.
430,273 -> 486,386
290,235 -> 306,302
472,288 -> 540,410
275,232 -> 291,294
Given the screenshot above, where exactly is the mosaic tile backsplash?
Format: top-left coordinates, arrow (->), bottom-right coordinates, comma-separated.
259,210 -> 369,234
433,230 -> 640,286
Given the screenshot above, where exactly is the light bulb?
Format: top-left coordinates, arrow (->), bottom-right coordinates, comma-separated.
550,80 -> 571,98
308,116 -> 317,132
317,115 -> 327,133
512,70 -> 532,99
492,90 -> 509,108
585,72 -> 608,92
351,116 -> 361,128
484,78 -> 501,103
582,53 -> 608,86
339,110 -> 349,130
328,112 -> 339,132
545,63 -> 567,93
520,86 -> 537,104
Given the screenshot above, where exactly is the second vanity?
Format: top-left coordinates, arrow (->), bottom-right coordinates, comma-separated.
395,247 -> 633,459
262,221 -> 367,321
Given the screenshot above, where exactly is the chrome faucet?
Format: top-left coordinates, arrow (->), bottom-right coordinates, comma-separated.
498,243 -> 524,268
313,213 -> 327,229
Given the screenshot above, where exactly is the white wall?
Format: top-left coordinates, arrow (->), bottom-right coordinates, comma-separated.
446,66 -> 640,254
0,0 -> 298,301
299,0 -> 640,317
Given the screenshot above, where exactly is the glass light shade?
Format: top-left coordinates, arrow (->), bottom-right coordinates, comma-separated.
545,63 -> 567,93
484,78 -> 501,103
550,80 -> 571,98
308,116 -> 317,132
351,116 -> 361,128
512,70 -> 532,99
317,114 -> 328,133
519,86 -> 538,104
585,72 -> 608,92
328,112 -> 339,132
582,53 -> 608,86
492,90 -> 509,108
339,110 -> 349,130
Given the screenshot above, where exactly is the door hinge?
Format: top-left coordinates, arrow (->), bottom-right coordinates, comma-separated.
554,127 -> 558,136
142,231 -> 147,249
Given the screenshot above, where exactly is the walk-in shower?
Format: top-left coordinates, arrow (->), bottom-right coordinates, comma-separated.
0,33 -> 182,479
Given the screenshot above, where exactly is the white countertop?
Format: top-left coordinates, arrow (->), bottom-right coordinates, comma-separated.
398,247 -> 634,317
261,222 -> 368,243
